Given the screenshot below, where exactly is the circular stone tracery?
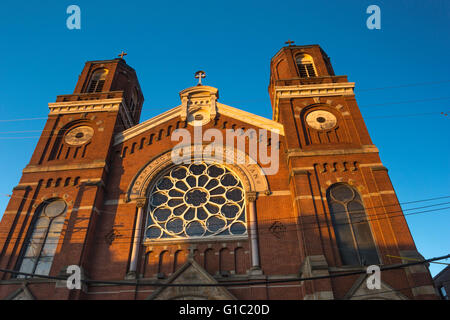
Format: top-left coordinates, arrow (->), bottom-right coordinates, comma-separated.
305,110 -> 337,131
185,188 -> 209,207
64,126 -> 94,146
145,162 -> 247,240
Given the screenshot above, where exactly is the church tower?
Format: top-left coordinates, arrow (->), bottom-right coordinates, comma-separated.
0,55 -> 143,299
269,44 -> 437,299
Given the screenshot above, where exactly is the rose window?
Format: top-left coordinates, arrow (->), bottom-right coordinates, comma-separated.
145,163 -> 247,240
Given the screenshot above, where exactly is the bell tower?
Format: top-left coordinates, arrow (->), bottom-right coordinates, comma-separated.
0,55 -> 143,299
269,44 -> 437,299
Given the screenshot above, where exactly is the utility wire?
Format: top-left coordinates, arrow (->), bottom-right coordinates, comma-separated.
357,79 -> 450,92
0,193 -> 449,242
0,254 -> 448,287
0,200 -> 448,244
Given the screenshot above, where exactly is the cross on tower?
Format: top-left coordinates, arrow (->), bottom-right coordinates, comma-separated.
285,40 -> 295,46
195,70 -> 206,86
118,51 -> 127,59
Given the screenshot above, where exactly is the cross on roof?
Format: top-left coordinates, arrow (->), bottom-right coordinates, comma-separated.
285,40 -> 295,46
195,70 -> 206,86
118,51 -> 127,59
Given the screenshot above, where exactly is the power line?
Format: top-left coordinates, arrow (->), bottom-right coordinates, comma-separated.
0,92 -> 449,125
2,192 -> 449,231
0,198 -> 448,244
0,117 -> 47,123
357,79 -> 450,92
1,193 -> 449,239
0,253 -> 448,287
360,96 -> 450,108
0,109 -> 446,141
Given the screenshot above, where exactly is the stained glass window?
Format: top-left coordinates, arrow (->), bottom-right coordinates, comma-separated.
327,184 -> 380,266
17,199 -> 68,277
145,163 -> 247,240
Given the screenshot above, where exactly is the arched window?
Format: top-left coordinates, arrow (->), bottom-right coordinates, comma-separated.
17,199 -> 68,277
327,184 -> 379,266
145,162 -> 247,241
296,54 -> 317,78
87,69 -> 108,93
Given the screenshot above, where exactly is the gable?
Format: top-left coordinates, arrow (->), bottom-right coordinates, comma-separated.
114,103 -> 284,147
147,259 -> 236,300
4,285 -> 35,300
344,274 -> 409,300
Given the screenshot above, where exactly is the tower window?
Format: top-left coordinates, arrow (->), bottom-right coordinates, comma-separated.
296,54 -> 317,78
327,183 -> 380,266
87,69 -> 108,93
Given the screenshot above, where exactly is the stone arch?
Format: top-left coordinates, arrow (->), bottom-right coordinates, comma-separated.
48,119 -> 95,161
299,103 -> 350,145
126,144 -> 270,202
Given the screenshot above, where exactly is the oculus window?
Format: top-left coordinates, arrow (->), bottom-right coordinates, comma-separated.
145,162 -> 247,241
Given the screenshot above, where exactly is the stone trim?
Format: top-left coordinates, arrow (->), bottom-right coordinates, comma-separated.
358,163 -> 384,168
273,82 -> 355,121
71,206 -> 100,214
103,199 -> 125,206
287,145 -> 379,159
13,182 -> 39,189
398,250 -> 430,274
303,291 -> 334,300
48,98 -> 123,115
412,285 -> 437,296
259,190 -> 291,197
144,235 -> 249,246
295,195 -> 323,201
23,161 -> 107,173
361,190 -> 396,198
371,165 -> 389,172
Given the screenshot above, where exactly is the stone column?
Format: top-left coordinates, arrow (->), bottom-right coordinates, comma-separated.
247,192 -> 262,274
127,197 -> 146,278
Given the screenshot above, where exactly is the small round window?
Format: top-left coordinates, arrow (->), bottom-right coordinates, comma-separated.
145,162 -> 247,240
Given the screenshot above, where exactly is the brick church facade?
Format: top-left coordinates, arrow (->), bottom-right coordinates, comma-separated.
0,44 -> 438,300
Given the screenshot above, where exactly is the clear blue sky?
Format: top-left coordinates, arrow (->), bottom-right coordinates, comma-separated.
0,1 -> 449,276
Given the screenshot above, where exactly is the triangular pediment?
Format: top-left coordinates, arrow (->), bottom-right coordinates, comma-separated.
344,274 -> 408,300
114,102 -> 284,146
4,284 -> 35,300
147,259 -> 236,300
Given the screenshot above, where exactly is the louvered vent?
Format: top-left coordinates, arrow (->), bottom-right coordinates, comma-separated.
298,64 -> 308,78
297,63 -> 316,78
95,80 -> 105,92
87,80 -> 98,93
305,64 -> 316,77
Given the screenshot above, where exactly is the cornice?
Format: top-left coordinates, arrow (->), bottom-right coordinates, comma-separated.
273,82 -> 355,121
48,98 -> 123,115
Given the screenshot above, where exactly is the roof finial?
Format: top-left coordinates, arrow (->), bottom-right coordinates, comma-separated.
194,70 -> 206,86
285,40 -> 295,46
118,51 -> 127,59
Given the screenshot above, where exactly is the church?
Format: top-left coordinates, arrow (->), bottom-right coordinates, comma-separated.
0,44 -> 438,300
